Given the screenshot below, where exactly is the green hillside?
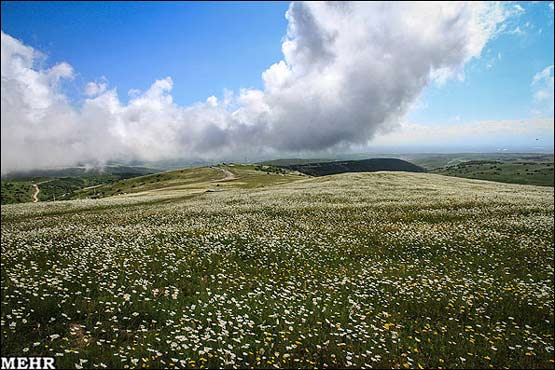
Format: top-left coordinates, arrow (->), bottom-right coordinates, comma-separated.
1,166 -> 159,204
0,181 -> 35,204
279,158 -> 426,176
433,160 -> 554,186
404,153 -> 555,170
70,164 -> 306,199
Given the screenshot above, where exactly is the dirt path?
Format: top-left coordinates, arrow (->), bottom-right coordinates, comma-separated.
211,167 -> 237,182
31,180 -> 54,203
32,184 -> 40,203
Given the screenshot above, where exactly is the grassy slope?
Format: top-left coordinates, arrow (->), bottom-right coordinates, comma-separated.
433,161 -> 554,186
405,153 -> 554,170
281,158 -> 425,176
2,176 -> 137,204
0,181 -> 35,204
259,154 -> 555,171
259,154 -> 554,186
1,166 -> 160,204
1,172 -> 553,369
70,164 -> 307,199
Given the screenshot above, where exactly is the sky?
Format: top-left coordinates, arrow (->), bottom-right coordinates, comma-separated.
1,1 -> 290,106
1,1 -> 554,173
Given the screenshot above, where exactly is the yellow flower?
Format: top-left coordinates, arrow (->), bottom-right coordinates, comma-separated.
384,323 -> 395,330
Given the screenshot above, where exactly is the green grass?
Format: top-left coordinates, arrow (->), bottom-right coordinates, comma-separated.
433,160 -> 554,186
70,164 -> 306,199
70,167 -> 221,199
258,153 -> 555,186
1,172 -> 553,369
1,166 -> 159,204
0,180 -> 35,204
2,176 -> 134,204
405,153 -> 554,170
277,158 -> 425,176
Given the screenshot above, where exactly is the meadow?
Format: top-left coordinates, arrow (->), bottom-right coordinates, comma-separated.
1,168 -> 553,369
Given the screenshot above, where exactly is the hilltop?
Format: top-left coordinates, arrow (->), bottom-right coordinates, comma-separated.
70,164 -> 307,199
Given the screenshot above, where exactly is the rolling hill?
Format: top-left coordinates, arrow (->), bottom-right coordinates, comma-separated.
1,165 -> 160,204
432,160 -> 554,186
70,164 -> 307,199
277,158 -> 426,176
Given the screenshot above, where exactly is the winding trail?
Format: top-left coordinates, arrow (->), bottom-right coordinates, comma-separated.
219,168 -> 237,181
211,167 -> 237,182
32,184 -> 40,203
31,180 -> 54,203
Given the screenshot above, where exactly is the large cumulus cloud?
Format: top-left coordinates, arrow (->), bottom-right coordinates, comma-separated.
1,2 -> 518,173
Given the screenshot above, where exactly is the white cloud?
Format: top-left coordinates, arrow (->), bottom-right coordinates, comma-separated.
49,62 -> 74,82
1,2 -> 523,173
85,82 -> 108,97
206,95 -> 218,107
84,81 -> 107,97
127,88 -> 141,98
531,65 -> 554,115
532,65 -> 554,85
508,26 -> 525,35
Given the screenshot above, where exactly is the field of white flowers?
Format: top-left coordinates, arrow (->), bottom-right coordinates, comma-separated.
1,171 -> 553,369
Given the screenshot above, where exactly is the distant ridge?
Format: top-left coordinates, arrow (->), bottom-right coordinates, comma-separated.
277,158 -> 426,176
259,158 -> 336,166
2,165 -> 157,180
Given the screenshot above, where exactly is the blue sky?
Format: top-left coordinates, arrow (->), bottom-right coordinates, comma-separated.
2,1 -> 551,123
1,1 -> 554,170
1,1 -> 290,105
407,1 -> 554,125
